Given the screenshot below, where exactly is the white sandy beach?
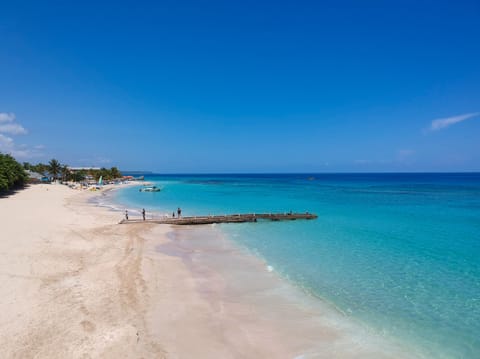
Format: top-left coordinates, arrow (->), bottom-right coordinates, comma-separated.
0,184 -> 414,358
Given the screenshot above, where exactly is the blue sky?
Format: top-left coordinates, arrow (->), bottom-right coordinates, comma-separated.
0,0 -> 479,172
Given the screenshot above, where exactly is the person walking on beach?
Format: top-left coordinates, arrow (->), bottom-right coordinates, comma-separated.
125,210 -> 129,220
142,208 -> 146,221
177,207 -> 182,218
172,211 -> 175,218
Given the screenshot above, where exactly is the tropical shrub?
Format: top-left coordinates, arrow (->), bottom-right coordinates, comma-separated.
0,153 -> 27,192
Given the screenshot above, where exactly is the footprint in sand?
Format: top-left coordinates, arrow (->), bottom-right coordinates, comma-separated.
80,320 -> 96,332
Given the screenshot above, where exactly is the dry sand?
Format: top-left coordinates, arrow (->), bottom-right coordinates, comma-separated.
0,184 -> 165,358
0,184 -> 413,358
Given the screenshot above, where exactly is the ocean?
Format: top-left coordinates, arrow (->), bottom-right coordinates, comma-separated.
109,173 -> 480,358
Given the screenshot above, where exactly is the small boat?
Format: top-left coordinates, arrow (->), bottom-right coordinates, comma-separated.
139,186 -> 161,192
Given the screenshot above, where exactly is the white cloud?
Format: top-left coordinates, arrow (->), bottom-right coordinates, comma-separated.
0,112 -> 43,159
0,134 -> 33,158
0,123 -> 27,135
0,136 -> 44,158
429,112 -> 479,131
0,133 -> 14,148
0,112 -> 15,123
0,112 -> 26,134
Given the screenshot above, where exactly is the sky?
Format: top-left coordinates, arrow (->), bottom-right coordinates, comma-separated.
0,0 -> 479,173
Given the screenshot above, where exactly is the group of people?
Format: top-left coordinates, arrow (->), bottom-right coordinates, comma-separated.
124,207 -> 182,221
172,207 -> 181,218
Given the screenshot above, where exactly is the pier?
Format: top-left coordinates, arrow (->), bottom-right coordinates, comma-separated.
119,212 -> 317,225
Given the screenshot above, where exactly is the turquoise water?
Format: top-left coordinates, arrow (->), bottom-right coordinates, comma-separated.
114,173 -> 480,358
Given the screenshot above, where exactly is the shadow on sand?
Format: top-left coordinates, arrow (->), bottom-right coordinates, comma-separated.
0,185 -> 31,199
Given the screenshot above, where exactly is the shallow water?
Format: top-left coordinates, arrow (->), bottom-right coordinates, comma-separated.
114,173 -> 480,358
154,225 -> 418,358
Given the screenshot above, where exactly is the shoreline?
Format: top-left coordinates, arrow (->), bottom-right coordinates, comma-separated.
0,183 -> 421,358
107,184 -> 424,358
148,223 -> 426,359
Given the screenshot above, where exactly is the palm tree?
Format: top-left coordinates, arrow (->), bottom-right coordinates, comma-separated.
110,166 -> 121,179
48,159 -> 61,181
60,165 -> 70,182
31,163 -> 48,176
72,170 -> 86,182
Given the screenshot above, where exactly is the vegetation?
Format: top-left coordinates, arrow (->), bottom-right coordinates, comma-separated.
71,170 -> 86,182
48,159 -> 61,180
60,165 -> 69,182
1,155 -> 123,193
0,153 -> 28,192
64,166 -> 122,182
23,160 -> 123,183
23,162 -> 48,176
96,167 -> 122,181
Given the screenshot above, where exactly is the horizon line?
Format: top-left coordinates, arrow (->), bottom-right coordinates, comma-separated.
121,170 -> 480,175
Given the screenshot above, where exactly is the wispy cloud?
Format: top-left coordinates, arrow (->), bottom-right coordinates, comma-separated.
0,112 -> 43,158
0,135 -> 44,158
0,112 -> 15,123
0,112 -> 25,134
11,143 -> 44,159
0,123 -> 27,135
429,112 -> 479,131
0,133 -> 14,147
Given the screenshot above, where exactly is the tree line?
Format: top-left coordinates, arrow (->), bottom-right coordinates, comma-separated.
23,159 -> 122,182
0,153 -> 28,192
1,154 -> 123,193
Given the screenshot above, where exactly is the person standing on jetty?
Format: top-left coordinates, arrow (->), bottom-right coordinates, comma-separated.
142,208 -> 146,221
177,207 -> 182,218
125,210 -> 129,220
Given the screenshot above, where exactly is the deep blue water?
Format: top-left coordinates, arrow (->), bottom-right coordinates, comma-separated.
114,173 -> 480,358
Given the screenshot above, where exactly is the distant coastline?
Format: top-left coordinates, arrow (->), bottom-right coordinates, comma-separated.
125,171 -> 480,176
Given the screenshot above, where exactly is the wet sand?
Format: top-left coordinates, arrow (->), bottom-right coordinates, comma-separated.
145,226 -> 416,359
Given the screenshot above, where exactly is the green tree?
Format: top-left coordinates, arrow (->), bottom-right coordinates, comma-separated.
110,166 -> 122,179
48,159 -> 61,180
0,153 -> 27,192
60,165 -> 70,182
72,170 -> 86,182
31,163 -> 48,176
